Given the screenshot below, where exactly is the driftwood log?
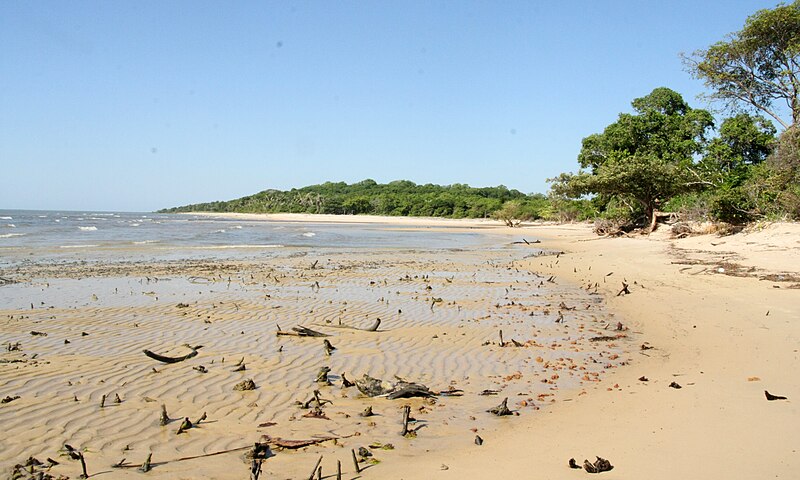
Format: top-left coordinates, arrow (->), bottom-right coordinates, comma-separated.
276,325 -> 330,337
326,318 -> 381,332
143,345 -> 202,364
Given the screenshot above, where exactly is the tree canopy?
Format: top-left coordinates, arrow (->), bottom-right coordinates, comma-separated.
685,1 -> 800,129
549,87 -> 714,230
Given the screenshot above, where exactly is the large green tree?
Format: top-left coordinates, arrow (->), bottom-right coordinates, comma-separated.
684,1 -> 800,129
549,87 -> 714,231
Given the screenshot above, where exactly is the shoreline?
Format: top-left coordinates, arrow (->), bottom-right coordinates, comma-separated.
381,221 -> 800,479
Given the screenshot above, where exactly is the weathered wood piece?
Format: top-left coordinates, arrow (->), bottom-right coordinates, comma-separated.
583,456 -> 613,473
276,325 -> 330,337
487,397 -> 513,416
143,345 -> 202,364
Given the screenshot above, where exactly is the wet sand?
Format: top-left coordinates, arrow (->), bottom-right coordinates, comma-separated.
0,232 -> 626,479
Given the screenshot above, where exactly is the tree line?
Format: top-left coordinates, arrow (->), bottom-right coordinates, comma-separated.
159,179 -> 540,219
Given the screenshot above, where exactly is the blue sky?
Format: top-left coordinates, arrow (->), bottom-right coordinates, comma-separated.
0,1 -> 780,212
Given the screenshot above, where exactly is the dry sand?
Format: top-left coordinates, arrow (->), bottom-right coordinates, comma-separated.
1,215 -> 798,479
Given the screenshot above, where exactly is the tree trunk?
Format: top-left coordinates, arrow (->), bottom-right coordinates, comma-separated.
644,202 -> 658,233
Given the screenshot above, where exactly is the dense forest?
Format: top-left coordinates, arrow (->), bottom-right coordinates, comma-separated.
162,2 -> 799,230
159,180 -> 554,221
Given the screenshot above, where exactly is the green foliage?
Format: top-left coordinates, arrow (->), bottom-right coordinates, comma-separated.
159,180 -> 532,219
549,87 -> 714,229
685,1 -> 800,129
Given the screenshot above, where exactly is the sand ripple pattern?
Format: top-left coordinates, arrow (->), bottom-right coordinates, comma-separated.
0,248 -> 631,478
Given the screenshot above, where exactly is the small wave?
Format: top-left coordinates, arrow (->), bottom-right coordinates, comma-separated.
133,240 -> 159,244
5,224 -> 15,228
78,226 -> 98,231
54,219 -> 61,223
130,223 -> 141,227
60,244 -> 98,249
0,233 -> 24,238
232,225 -> 243,229
213,229 -> 226,233
0,216 -> 12,220
198,244 -> 284,249
38,215 -> 47,218
302,232 -> 316,237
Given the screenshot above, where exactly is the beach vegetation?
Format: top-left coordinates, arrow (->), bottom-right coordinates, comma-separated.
548,87 -> 714,231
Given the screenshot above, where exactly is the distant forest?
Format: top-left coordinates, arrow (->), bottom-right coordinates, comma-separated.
158,179 -> 557,221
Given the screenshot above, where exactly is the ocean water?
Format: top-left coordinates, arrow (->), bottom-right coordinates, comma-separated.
0,210 -> 492,267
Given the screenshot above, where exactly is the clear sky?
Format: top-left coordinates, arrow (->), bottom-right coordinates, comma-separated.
0,1 -> 780,212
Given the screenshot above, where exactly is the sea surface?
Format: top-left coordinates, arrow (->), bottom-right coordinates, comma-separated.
0,210 -> 492,267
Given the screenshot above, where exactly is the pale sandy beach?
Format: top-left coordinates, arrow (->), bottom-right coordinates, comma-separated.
1,214 -> 798,479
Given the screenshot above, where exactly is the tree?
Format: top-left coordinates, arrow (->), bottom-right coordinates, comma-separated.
549,87 -> 714,231
684,1 -> 800,129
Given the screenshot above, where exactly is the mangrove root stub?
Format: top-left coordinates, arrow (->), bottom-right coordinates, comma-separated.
360,406 -> 375,417
351,449 -> 361,474
307,456 -> 323,480
487,397 -> 513,416
160,404 -> 170,426
143,345 -> 202,364
568,458 -> 581,469
323,339 -> 336,356
365,318 -> 381,331
177,417 -> 192,434
400,405 -> 411,436
341,372 -> 355,388
139,453 -> 152,473
315,366 -> 331,384
234,379 -> 257,391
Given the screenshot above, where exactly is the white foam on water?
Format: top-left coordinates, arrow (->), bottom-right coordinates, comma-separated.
133,240 -> 158,244
302,232 -> 316,237
130,223 -> 141,227
0,216 -> 12,220
59,244 -> 98,249
213,229 -> 226,233
78,226 -> 98,231
0,233 -> 24,238
197,244 -> 284,249
232,225 -> 243,229
5,224 -> 15,228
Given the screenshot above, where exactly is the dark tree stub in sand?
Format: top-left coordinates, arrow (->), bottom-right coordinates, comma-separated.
234,379 -> 257,391
583,456 -> 613,473
315,366 -> 331,384
568,458 -> 581,469
475,435 -> 483,445
177,417 -> 192,434
159,404 -> 170,426
669,381 -> 682,389
323,339 -> 336,356
359,406 -> 375,417
139,453 -> 152,473
487,397 -> 513,416
143,345 -> 202,364
341,372 -> 355,388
